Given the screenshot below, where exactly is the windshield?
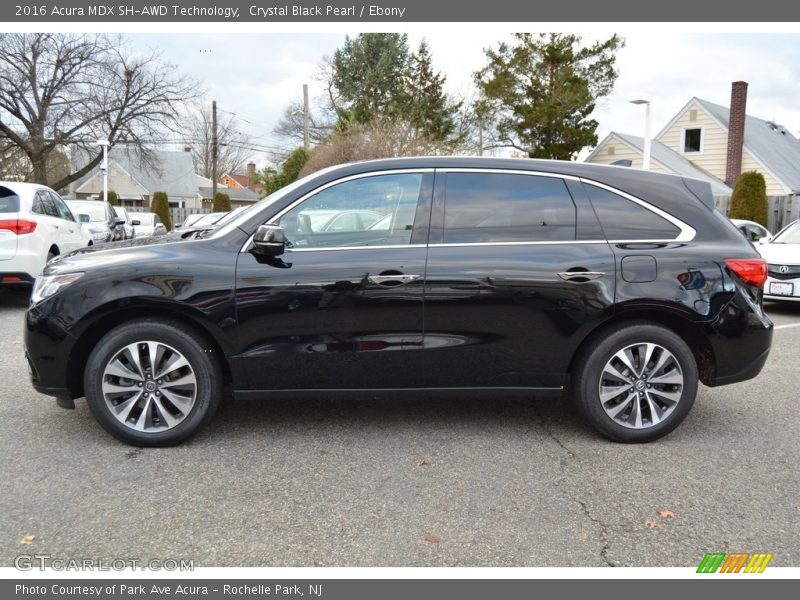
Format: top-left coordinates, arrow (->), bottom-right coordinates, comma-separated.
772,220 -> 800,244
208,179 -> 307,239
68,202 -> 106,222
215,205 -> 249,226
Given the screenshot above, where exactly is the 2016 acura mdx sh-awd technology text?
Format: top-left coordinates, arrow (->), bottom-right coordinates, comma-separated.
24,158 -> 773,446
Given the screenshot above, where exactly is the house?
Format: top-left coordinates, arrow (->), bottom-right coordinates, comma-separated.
196,174 -> 260,209
219,161 -> 264,196
69,147 -> 200,209
586,82 -> 800,227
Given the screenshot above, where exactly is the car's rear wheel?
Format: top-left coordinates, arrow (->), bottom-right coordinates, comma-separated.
84,319 -> 221,446
573,322 -> 698,443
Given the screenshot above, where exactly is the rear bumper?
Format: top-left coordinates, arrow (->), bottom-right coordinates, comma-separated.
0,272 -> 35,285
705,291 -> 773,387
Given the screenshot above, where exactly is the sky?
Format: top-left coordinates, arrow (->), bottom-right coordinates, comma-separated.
129,30 -> 800,167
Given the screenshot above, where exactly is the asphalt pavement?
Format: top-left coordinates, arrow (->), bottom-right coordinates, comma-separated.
1,286 -> 798,567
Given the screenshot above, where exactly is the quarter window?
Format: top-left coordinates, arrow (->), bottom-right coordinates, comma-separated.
442,173 -> 576,243
585,185 -> 680,240
277,173 -> 423,248
35,191 -> 59,218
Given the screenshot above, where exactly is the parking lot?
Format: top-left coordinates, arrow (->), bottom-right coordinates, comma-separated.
0,286 -> 798,568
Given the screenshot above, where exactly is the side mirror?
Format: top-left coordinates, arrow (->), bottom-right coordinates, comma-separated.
131,219 -> 141,226
114,218 -> 126,227
78,214 -> 90,223
253,224 -> 285,257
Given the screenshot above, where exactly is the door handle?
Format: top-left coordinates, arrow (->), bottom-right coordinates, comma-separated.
368,274 -> 421,286
557,271 -> 605,281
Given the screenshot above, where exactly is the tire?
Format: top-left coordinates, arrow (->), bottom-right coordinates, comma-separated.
573,322 -> 698,443
84,319 -> 222,446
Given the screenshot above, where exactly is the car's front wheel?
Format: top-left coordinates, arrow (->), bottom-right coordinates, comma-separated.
84,319 -> 222,446
573,322 -> 698,443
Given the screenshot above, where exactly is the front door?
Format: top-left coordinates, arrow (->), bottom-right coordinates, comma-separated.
234,171 -> 432,392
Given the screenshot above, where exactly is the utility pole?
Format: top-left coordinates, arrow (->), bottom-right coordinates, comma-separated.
211,100 -> 218,200
302,84 -> 310,152
96,139 -> 109,202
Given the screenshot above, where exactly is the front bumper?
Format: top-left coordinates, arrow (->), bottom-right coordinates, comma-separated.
25,302 -> 80,400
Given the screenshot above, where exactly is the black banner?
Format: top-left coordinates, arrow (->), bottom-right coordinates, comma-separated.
4,579 -> 799,600
3,0 -> 800,22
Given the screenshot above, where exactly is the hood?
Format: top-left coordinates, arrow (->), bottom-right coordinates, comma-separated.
757,242 -> 800,265
45,229 -> 203,276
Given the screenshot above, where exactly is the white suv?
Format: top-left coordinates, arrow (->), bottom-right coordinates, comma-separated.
0,182 -> 89,285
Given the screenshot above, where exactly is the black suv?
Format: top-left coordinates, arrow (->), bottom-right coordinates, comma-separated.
25,158 -> 772,446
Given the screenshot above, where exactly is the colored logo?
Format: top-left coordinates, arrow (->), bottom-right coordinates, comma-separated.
697,552 -> 773,573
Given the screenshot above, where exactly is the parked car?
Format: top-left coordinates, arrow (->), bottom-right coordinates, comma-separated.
25,157 -> 773,446
176,213 -> 208,230
0,182 -> 89,285
113,206 -> 135,240
66,199 -> 126,244
131,212 -> 167,237
731,218 -> 770,242
756,218 -> 800,302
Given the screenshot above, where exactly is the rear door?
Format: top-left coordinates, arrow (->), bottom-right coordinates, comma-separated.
49,191 -> 84,252
234,170 -> 433,392
31,190 -> 63,255
422,169 -> 616,390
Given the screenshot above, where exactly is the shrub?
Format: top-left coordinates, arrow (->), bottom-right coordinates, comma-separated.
729,171 -> 768,228
150,191 -> 172,231
212,191 -> 231,212
106,190 -> 119,206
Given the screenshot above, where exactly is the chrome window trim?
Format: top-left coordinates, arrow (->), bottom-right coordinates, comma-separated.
437,167 -> 580,182
579,178 -> 696,242
239,166 -> 697,253
239,168 -> 433,253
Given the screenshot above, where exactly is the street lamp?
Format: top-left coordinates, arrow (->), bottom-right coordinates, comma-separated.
630,99 -> 651,171
95,139 -> 110,203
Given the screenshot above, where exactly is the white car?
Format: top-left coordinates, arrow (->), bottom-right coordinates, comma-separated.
731,218 -> 770,243
0,182 -> 89,285
757,219 -> 800,302
130,212 -> 167,237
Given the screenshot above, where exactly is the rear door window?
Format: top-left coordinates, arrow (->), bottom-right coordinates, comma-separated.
36,190 -> 59,218
442,172 -> 576,243
49,191 -> 75,221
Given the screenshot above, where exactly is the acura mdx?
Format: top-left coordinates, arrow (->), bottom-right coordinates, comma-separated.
25,158 -> 773,446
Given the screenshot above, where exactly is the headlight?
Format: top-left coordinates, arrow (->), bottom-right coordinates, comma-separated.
91,230 -> 110,242
31,272 -> 84,304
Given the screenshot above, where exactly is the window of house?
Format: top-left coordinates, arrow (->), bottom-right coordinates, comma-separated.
607,145 -> 616,155
442,173 -> 576,243
683,128 -> 702,153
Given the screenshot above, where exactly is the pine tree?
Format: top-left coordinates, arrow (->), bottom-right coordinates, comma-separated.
475,33 -> 624,159
407,40 -> 459,141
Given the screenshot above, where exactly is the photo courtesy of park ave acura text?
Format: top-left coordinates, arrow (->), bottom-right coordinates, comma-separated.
1,8 -> 799,576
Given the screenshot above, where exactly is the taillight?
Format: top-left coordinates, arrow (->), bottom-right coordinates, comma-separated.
0,219 -> 37,235
725,258 -> 768,287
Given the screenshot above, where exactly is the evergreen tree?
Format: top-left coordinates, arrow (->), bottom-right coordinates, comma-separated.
475,33 -> 624,159
331,33 -> 412,124
407,40 -> 459,141
212,192 -> 231,212
729,171 -> 768,227
150,191 -> 171,231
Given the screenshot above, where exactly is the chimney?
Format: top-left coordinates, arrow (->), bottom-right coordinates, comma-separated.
725,81 -> 748,186
247,161 -> 256,187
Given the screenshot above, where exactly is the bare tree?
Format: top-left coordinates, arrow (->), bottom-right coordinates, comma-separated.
299,116 -> 468,177
182,102 -> 253,178
0,33 -> 198,190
